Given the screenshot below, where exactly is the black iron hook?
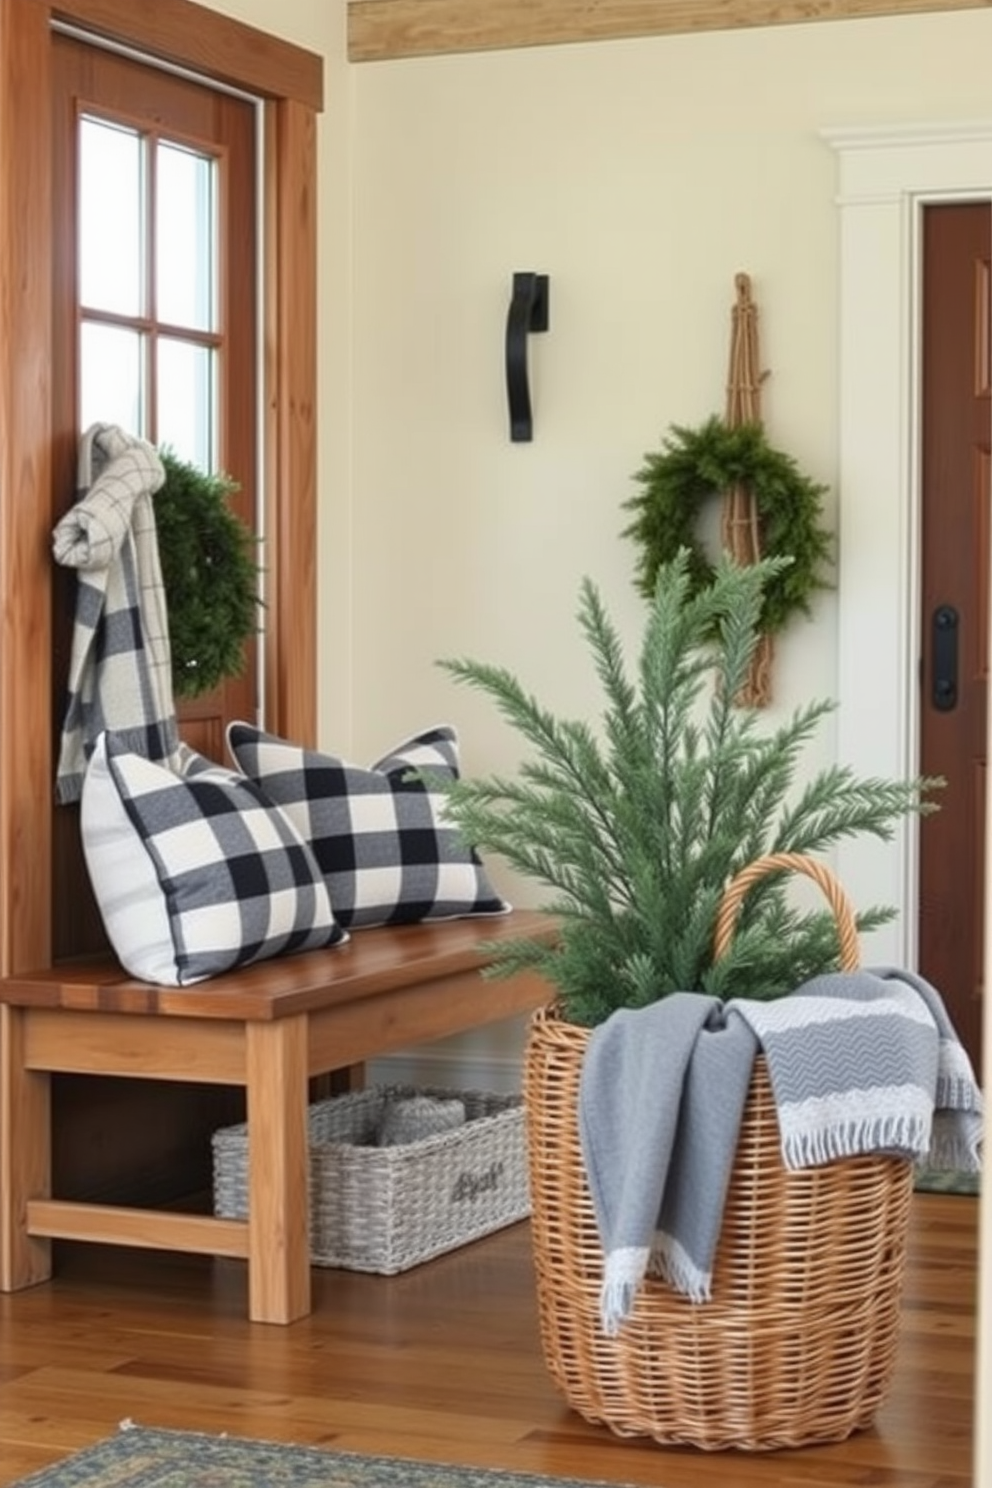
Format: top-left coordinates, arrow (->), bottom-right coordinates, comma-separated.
505,272 -> 549,442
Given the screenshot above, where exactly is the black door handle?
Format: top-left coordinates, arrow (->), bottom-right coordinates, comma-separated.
931,604 -> 959,711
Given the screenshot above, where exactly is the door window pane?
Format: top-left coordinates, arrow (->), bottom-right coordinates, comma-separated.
157,337 -> 216,469
79,117 -> 143,317
157,142 -> 216,331
80,322 -> 144,436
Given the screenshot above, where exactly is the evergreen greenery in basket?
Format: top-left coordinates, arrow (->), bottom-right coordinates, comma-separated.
155,447 -> 261,700
432,551 -> 941,1028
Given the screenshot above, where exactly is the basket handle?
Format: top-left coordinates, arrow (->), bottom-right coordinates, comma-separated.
713,851 -> 860,972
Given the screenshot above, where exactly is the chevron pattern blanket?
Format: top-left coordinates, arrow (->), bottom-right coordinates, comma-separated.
578,967 -> 983,1334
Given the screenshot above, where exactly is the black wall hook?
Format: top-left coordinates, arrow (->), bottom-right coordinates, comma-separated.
505,272 -> 549,442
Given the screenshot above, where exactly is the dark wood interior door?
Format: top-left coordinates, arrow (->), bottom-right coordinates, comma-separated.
918,200 -> 991,1076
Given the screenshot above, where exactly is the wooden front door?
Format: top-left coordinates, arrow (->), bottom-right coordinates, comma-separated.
918,200 -> 991,1075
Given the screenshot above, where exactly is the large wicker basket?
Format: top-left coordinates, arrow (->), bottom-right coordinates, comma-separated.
523,852 -> 916,1451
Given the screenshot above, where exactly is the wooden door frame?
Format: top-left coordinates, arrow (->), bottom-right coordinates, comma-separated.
0,0 -> 323,976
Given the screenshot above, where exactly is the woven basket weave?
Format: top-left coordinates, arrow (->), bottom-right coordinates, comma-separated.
523,852 -> 915,1451
213,1085 -> 529,1275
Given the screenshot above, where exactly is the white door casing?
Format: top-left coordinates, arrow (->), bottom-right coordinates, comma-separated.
823,121 -> 992,969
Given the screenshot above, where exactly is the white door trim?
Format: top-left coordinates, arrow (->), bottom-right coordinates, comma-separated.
822,120 -> 992,969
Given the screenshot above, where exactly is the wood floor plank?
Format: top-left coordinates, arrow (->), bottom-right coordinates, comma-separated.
0,1194 -> 978,1487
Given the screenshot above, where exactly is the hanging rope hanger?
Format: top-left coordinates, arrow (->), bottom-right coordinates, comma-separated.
722,272 -> 772,707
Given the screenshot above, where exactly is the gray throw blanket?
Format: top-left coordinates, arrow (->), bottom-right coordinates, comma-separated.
53,424 -> 180,803
578,968 -> 983,1335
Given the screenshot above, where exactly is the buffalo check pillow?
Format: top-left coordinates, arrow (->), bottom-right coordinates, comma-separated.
81,731 -> 346,986
226,722 -> 511,930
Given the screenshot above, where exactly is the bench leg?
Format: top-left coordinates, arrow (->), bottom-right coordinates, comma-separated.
245,1016 -> 310,1324
0,1005 -> 52,1291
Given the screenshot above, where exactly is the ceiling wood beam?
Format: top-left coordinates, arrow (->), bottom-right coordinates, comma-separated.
348,0 -> 991,63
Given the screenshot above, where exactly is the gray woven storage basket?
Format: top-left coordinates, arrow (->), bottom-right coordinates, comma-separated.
212,1084 -> 530,1274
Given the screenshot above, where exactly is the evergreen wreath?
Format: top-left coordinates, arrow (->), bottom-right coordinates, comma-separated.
155,448 -> 261,700
622,414 -> 833,635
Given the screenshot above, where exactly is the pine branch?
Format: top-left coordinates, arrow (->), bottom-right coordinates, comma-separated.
433,549 -> 939,1024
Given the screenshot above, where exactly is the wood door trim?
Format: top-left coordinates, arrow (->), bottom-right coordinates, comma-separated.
265,95 -> 318,746
348,0 -> 991,64
53,0 -> 323,111
0,0 -> 54,979
0,0 -> 321,974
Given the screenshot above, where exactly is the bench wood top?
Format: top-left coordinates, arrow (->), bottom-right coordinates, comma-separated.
0,910 -> 554,1021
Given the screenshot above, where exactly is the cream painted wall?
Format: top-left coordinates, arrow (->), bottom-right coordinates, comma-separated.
347,25 -> 847,777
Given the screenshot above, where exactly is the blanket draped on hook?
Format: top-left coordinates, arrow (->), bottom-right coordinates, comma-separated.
53,423 -> 180,803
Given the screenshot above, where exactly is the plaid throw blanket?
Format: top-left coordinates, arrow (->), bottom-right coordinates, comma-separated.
53,424 -> 180,804
578,968 -> 983,1335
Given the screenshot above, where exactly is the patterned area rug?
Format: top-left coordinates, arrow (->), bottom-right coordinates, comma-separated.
10,1429 -> 638,1488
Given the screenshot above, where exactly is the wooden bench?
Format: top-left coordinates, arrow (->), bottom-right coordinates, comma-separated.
0,910 -> 553,1325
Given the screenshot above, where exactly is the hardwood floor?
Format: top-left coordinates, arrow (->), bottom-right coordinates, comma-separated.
0,1192 -> 977,1487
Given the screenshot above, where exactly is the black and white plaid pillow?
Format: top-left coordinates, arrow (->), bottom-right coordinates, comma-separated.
81,731 -> 346,985
226,722 -> 511,930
